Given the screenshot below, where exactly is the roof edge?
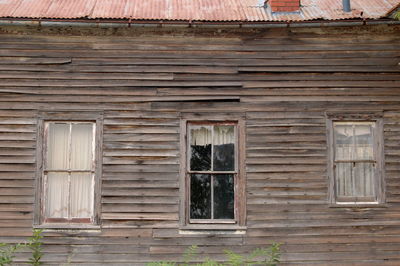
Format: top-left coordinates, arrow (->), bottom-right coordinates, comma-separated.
0,18 -> 400,29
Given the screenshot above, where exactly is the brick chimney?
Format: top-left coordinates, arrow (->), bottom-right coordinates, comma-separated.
270,0 -> 300,12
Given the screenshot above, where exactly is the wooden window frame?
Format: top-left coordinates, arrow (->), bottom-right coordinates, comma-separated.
326,112 -> 385,206
34,111 -> 103,227
179,114 -> 246,230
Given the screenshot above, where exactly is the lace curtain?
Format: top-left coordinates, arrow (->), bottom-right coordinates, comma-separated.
190,125 -> 235,146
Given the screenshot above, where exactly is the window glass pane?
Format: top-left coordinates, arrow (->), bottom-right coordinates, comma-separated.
71,123 -> 94,170
354,124 -> 373,160
335,162 -> 353,197
70,173 -> 93,218
334,124 -> 354,161
190,174 -> 211,219
46,173 -> 68,218
47,123 -> 69,169
190,126 -> 211,171
354,162 -> 375,197
213,174 -> 234,219
213,125 -> 235,171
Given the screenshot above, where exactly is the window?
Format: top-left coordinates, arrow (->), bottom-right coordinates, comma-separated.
35,113 -> 102,226
327,115 -> 384,204
43,122 -> 95,223
180,117 -> 246,228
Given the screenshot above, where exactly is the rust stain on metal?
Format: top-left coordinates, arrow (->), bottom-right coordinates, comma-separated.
0,0 -> 398,21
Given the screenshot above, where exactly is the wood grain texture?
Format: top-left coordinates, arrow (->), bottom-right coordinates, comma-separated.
0,24 -> 399,265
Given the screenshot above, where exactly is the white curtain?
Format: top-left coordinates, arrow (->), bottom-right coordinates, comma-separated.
213,125 -> 234,146
335,123 -> 373,161
47,123 -> 69,170
190,125 -> 234,146
336,163 -> 374,197
190,126 -> 212,146
354,163 -> 374,197
70,173 -> 93,218
71,123 -> 93,170
46,173 -> 68,218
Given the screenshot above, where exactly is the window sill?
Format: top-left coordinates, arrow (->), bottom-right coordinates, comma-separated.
179,224 -> 247,235
329,202 -> 388,208
34,224 -> 101,232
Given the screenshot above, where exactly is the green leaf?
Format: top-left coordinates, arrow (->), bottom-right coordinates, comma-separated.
394,11 -> 400,20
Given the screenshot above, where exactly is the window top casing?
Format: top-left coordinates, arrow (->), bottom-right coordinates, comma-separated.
326,111 -> 383,120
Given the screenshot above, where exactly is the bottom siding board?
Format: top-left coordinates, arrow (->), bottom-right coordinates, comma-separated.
281,243 -> 400,253
246,220 -> 400,229
102,205 -> 178,213
102,196 -> 178,204
246,224 -> 400,234
102,180 -> 178,188
9,250 -> 400,264
102,212 -> 178,220
41,244 -> 147,254
246,211 -> 400,221
245,235 -> 400,245
101,221 -> 178,229
147,243 -> 400,256
280,251 -> 400,262
280,262 -> 400,266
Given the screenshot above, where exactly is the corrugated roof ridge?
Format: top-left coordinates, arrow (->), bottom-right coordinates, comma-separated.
42,0 -> 56,18
10,0 -> 24,17
88,0 -> 99,18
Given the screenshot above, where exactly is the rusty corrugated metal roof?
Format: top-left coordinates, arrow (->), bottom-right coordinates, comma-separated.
0,0 -> 399,22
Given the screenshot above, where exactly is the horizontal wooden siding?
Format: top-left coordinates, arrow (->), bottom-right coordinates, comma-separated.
0,24 -> 399,265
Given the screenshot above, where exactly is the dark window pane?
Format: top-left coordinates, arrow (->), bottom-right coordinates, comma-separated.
213,125 -> 235,171
190,126 -> 211,171
190,174 -> 211,219
213,174 -> 234,219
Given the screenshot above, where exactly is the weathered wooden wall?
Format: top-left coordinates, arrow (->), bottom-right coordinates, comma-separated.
0,24 -> 399,265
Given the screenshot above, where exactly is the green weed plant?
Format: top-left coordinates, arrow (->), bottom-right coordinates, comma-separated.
0,229 -> 43,266
147,243 -> 281,266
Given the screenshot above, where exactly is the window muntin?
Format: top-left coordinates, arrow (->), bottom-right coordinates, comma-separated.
43,122 -> 95,223
333,121 -> 378,203
187,122 -> 236,222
